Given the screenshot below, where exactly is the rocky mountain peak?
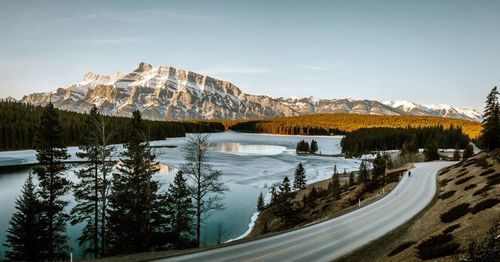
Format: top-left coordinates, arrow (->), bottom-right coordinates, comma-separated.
134,62 -> 153,72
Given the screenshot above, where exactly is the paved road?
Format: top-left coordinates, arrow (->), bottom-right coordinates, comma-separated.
160,162 -> 454,262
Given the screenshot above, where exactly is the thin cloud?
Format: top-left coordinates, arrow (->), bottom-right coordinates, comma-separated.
79,9 -> 214,23
200,66 -> 271,75
77,38 -> 148,44
302,63 -> 345,71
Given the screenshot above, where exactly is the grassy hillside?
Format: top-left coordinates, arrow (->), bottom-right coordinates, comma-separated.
227,114 -> 482,139
344,152 -> 499,261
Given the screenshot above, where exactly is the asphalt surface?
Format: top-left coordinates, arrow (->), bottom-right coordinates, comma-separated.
159,161 -> 454,262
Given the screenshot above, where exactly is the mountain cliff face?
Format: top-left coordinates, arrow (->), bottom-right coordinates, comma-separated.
19,62 -> 481,121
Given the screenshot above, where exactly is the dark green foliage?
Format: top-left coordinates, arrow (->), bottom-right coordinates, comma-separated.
3,174 -> 43,261
293,162 -> 307,190
341,125 -> 470,157
416,233 -> 460,259
309,140 -> 318,153
479,169 -> 495,177
358,161 -> 369,184
349,172 -> 355,186
108,111 -> 164,254
439,190 -> 456,200
455,176 -> 474,185
480,86 -> 500,150
164,171 -> 194,249
467,224 -> 499,262
296,140 -> 310,153
274,176 -> 295,225
463,144 -> 474,160
257,192 -> 265,211
388,241 -> 416,257
33,102 -> 72,260
464,184 -> 477,191
70,105 -> 115,258
470,199 -> 500,214
453,147 -> 461,161
440,203 -> 470,223
443,224 -> 461,234
424,139 -> 440,161
331,171 -> 341,200
370,153 -> 386,190
0,101 -> 224,151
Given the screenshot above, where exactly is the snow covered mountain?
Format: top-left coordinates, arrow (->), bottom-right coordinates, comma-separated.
383,100 -> 482,121
18,62 -> 482,121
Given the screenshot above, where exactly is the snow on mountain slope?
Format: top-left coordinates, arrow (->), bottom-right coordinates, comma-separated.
18,62 -> 482,122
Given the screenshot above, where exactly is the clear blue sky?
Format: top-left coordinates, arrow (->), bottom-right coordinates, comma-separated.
0,0 -> 499,110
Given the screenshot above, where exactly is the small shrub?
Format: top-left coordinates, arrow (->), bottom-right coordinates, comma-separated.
466,224 -> 499,261
439,190 -> 456,200
388,241 -> 416,257
443,224 -> 461,234
464,184 -> 477,191
473,185 -> 492,196
470,198 -> 500,214
416,233 -> 460,259
440,178 -> 452,187
455,176 -> 474,185
441,203 -> 470,223
474,157 -> 490,169
486,173 -> 499,187
456,171 -> 468,178
479,169 -> 495,177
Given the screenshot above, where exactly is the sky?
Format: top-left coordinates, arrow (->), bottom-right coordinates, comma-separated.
0,0 -> 499,110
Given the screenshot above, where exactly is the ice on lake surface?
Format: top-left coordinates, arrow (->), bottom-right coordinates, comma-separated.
0,132 -> 361,259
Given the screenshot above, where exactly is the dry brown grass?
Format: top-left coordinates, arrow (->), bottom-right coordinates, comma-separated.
342,152 -> 500,262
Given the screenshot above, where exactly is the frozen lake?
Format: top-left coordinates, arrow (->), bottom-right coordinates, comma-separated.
0,131 -> 362,259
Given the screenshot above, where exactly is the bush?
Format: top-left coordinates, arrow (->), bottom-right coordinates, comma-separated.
443,224 -> 461,234
487,173 -> 499,186
470,199 -> 500,214
441,203 -> 470,223
440,178 -> 453,187
416,233 -> 460,259
456,171 -> 468,178
473,185 -> 492,196
388,241 -> 416,257
455,176 -> 474,185
439,190 -> 456,200
474,157 -> 490,169
479,169 -> 495,177
466,224 -> 499,261
464,184 -> 477,191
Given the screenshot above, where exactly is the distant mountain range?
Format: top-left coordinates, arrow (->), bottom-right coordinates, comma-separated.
9,62 -> 481,122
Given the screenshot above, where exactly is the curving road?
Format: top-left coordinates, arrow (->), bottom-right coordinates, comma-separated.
159,161 -> 454,262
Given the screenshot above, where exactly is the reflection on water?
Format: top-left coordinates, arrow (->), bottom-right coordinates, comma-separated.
212,143 -> 286,155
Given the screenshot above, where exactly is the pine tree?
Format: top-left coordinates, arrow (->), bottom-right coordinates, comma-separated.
181,132 -> 228,247
109,110 -> 163,254
481,86 -> 500,150
424,139 -> 440,161
257,192 -> 265,211
165,171 -> 194,248
293,162 -> 307,189
309,140 -> 318,154
358,161 -> 369,184
463,144 -> 474,160
349,171 -> 355,186
371,153 -> 386,189
274,176 -> 294,225
453,146 -> 460,161
331,172 -> 341,200
71,105 -> 115,258
4,174 -> 43,261
32,102 -> 71,260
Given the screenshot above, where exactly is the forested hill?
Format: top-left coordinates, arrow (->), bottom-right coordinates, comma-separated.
228,114 -> 482,139
0,101 -> 224,151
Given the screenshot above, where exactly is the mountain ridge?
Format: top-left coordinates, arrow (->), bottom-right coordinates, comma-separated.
13,62 -> 481,122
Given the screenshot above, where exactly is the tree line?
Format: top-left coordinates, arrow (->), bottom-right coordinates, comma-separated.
226,113 -> 482,139
0,101 -> 224,151
3,103 -> 227,260
340,125 -> 471,157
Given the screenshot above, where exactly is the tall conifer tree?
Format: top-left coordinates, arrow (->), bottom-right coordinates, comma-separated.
33,102 -> 71,260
